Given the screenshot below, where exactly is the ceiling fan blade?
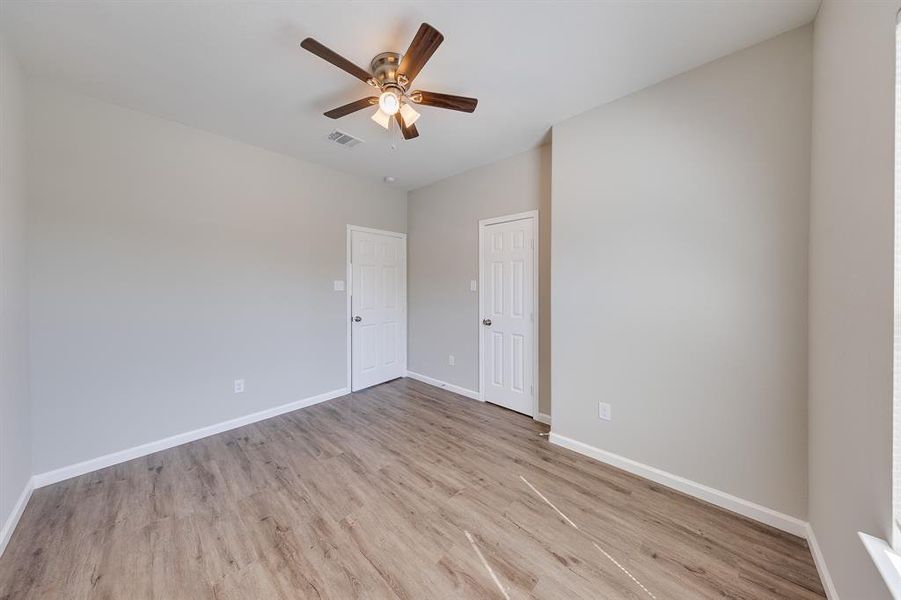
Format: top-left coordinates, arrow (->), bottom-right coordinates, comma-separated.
395,113 -> 419,140
300,38 -> 374,84
410,91 -> 477,113
397,23 -> 443,85
324,97 -> 379,119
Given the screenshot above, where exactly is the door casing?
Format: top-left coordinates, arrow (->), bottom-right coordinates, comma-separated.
478,210 -> 539,417
346,225 -> 408,392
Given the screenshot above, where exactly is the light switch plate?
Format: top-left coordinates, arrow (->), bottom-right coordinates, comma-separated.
470,280 -> 477,292
598,402 -> 611,421
234,379 -> 245,394
333,280 -> 345,291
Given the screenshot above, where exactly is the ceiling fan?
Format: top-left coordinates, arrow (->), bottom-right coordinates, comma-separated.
300,23 -> 477,141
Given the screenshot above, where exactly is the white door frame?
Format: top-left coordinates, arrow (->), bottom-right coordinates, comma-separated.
346,225 -> 408,392
478,210 -> 539,418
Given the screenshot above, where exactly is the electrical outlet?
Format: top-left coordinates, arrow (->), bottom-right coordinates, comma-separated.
598,401 -> 611,421
234,379 -> 245,394
333,280 -> 345,291
448,355 -> 455,366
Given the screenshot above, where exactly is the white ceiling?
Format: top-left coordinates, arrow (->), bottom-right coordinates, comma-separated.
0,1 -> 819,190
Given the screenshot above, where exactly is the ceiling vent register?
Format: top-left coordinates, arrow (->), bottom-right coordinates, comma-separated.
327,129 -> 363,149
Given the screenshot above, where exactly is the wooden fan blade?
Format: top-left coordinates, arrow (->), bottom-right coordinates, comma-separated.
395,113 -> 419,140
397,23 -> 443,85
301,38 -> 373,84
323,97 -> 379,119
410,91 -> 478,113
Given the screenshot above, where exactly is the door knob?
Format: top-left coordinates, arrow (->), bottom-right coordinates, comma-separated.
482,318 -> 492,326
353,315 -> 362,322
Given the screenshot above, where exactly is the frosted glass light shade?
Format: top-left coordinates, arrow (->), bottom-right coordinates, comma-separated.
371,108 -> 391,129
399,103 -> 420,126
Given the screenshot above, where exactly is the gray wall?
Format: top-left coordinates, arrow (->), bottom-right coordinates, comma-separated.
26,82 -> 407,474
551,26 -> 812,519
808,1 -> 897,597
0,39 -> 31,535
407,146 -> 551,415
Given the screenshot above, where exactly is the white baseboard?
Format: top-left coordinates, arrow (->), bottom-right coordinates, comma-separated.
0,476 -> 34,558
549,432 -> 808,538
809,525 -> 839,599
405,371 -> 482,402
534,412 -> 551,425
33,387 -> 350,488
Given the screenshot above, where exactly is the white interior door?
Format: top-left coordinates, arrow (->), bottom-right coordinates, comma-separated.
480,216 -> 535,416
350,228 -> 406,392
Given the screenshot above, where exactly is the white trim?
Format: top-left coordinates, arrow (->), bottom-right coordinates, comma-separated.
534,412 -> 551,425
33,386 -> 349,488
0,476 -> 34,558
346,225 -> 406,239
860,532 -> 897,600
405,371 -> 482,402
346,225 -> 408,393
346,227 -> 353,392
549,432 -> 808,538
478,210 -> 539,418
479,211 -> 539,227
805,525 -> 839,599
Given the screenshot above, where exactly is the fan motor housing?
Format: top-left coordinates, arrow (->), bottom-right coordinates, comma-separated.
370,52 -> 402,87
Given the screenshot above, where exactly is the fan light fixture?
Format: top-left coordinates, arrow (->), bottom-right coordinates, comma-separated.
372,101 -> 419,130
378,90 -> 400,115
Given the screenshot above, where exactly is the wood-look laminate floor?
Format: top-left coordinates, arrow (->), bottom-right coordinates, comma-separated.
0,378 -> 825,599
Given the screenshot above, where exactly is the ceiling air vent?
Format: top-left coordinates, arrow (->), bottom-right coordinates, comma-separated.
327,129 -> 363,149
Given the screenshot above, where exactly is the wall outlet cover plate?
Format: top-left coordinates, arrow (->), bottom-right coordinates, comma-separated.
598,402 -> 611,421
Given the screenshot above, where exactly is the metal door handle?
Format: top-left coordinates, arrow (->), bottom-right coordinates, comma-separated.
353,315 -> 362,322
482,318 -> 492,326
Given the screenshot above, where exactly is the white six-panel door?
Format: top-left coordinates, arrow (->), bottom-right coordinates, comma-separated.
480,215 -> 535,416
350,228 -> 406,392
